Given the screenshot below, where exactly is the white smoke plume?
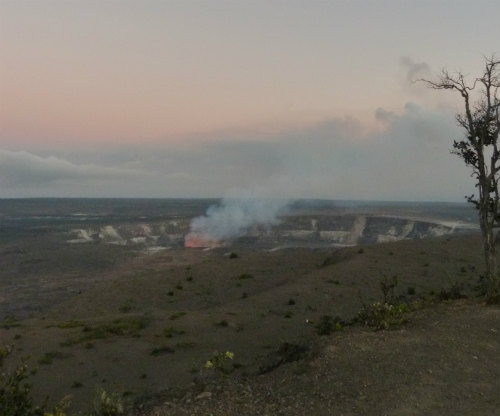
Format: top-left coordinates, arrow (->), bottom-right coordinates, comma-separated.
185,197 -> 290,247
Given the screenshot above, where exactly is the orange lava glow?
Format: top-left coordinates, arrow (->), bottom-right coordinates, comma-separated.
184,234 -> 223,248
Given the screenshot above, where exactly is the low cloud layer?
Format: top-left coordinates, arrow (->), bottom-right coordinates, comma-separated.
0,149 -> 153,197
0,101 -> 473,202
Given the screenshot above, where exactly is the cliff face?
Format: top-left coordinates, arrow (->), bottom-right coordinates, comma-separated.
264,214 -> 477,247
66,214 -> 478,249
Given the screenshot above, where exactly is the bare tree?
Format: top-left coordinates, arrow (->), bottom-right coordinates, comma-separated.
422,57 -> 500,301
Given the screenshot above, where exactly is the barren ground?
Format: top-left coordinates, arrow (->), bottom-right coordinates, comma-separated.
1,233 -> 498,415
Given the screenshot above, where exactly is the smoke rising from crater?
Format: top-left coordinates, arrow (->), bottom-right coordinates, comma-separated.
185,197 -> 290,247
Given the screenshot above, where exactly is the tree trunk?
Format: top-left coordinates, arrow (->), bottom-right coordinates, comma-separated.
480,215 -> 499,299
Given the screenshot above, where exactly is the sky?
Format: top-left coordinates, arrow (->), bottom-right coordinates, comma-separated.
0,0 -> 499,201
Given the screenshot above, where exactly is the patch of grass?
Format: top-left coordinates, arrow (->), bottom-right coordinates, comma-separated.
326,279 -> 340,285
168,312 -> 186,320
71,381 -> 83,388
229,252 -> 239,259
2,315 -> 21,329
56,320 -> 86,329
101,317 -> 150,335
175,341 -> 196,349
175,283 -> 183,290
163,327 -> 185,338
237,273 -> 254,280
287,298 -> 296,305
407,286 -> 416,295
214,319 -> 229,327
38,350 -> 71,365
62,316 -> 151,346
118,304 -> 133,313
150,346 -> 175,356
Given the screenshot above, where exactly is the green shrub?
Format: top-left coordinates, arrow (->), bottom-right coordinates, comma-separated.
93,388 -> 124,416
379,275 -> 398,304
315,315 -> 344,335
1,346 -> 126,416
204,351 -> 234,375
357,302 -> 411,330
475,275 -> 500,303
0,346 -> 46,416
438,282 -> 466,301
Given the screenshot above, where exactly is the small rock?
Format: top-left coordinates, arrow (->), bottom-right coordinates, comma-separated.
195,391 -> 212,400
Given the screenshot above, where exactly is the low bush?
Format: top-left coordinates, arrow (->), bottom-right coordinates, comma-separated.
1,345 -> 126,416
315,315 -> 344,335
438,282 -> 466,301
93,388 -> 124,416
204,351 -> 234,375
356,302 -> 411,330
0,346 -> 46,416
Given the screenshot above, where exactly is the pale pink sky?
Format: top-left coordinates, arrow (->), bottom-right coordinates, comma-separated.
0,1 -> 498,199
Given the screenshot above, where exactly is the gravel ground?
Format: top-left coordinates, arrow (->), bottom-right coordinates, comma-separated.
138,300 -> 499,416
